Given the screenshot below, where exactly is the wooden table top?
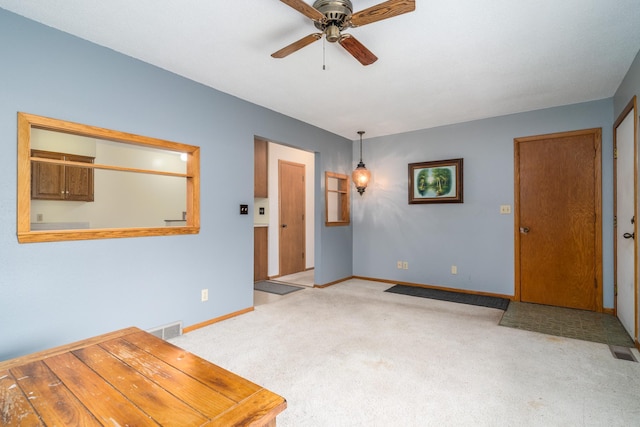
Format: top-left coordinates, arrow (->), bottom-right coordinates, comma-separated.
0,327 -> 286,426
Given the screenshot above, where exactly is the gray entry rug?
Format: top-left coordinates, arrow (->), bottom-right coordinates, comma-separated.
254,281 -> 304,295
500,301 -> 635,347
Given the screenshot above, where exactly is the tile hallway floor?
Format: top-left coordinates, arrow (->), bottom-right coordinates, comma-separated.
271,269 -> 314,287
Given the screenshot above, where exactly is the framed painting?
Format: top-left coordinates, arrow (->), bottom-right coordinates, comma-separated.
408,158 -> 463,204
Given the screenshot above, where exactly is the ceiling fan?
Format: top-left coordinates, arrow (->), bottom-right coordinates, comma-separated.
272,0 -> 416,66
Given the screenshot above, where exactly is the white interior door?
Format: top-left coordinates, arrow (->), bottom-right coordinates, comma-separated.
615,109 -> 636,338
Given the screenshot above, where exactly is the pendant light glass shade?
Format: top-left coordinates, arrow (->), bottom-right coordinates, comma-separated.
352,162 -> 371,195
352,131 -> 370,195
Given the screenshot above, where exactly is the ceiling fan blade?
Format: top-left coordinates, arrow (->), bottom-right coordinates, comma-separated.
338,35 -> 378,66
272,33 -> 322,58
279,0 -> 325,22
350,0 -> 415,27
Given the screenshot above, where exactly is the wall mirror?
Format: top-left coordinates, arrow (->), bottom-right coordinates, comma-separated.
325,171 -> 350,226
17,112 -> 200,243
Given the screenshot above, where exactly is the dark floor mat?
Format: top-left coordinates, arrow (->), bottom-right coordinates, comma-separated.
385,285 -> 510,310
254,281 -> 303,295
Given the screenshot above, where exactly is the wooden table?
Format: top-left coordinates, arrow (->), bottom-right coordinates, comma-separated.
0,327 -> 286,426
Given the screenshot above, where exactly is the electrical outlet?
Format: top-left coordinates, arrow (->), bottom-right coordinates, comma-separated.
402,261 -> 409,270
201,289 -> 209,302
451,265 -> 458,275
36,213 -> 43,222
500,205 -> 511,214
397,261 -> 403,269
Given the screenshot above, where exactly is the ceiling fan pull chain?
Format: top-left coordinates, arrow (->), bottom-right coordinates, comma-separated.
323,36 -> 326,70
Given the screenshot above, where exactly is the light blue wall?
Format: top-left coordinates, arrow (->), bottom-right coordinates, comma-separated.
0,9 -> 352,360
352,100 -> 615,305
614,48 -> 640,117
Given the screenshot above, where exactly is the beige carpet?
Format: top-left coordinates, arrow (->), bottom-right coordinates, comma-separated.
171,279 -> 640,426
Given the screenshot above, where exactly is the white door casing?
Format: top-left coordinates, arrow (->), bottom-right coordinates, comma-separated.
615,103 -> 637,340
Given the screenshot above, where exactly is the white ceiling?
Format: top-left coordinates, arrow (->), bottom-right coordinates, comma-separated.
2,0 -> 640,139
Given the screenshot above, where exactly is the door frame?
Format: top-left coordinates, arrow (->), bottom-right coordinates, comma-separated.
613,95 -> 638,341
513,129 -> 603,311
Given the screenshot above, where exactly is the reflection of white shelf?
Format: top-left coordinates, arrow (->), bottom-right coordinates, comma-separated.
31,222 -> 90,230
165,220 -> 187,227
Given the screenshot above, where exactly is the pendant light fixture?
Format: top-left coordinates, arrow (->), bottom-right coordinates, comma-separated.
352,130 -> 371,196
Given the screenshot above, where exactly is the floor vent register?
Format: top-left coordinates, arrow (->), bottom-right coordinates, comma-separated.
148,321 -> 182,340
609,345 -> 638,362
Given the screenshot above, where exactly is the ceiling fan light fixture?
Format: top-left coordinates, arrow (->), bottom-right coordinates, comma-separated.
352,130 -> 370,196
325,25 -> 341,42
274,0 -> 415,66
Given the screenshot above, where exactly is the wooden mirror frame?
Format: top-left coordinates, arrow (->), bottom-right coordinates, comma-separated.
325,171 -> 350,226
17,112 -> 200,243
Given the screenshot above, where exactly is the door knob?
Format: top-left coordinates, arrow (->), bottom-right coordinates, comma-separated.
623,232 -> 634,239
281,224 -> 287,228
519,227 -> 530,234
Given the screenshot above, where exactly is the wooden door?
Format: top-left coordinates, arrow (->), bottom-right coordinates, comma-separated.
614,97 -> 638,339
515,129 -> 602,311
279,160 -> 305,276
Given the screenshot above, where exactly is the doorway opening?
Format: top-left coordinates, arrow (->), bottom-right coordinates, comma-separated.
254,138 -> 316,288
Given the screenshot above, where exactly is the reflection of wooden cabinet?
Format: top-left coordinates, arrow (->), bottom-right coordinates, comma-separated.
254,139 -> 268,198
31,150 -> 94,201
254,227 -> 268,282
